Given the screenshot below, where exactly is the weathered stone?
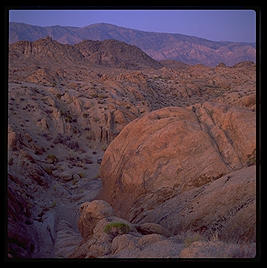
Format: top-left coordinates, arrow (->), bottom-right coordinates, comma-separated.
98,102 -> 255,219
78,200 -> 113,239
135,222 -> 171,237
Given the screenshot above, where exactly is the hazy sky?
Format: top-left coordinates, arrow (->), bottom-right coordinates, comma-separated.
9,9 -> 256,43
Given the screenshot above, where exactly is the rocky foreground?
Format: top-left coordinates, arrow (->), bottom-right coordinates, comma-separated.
7,37 -> 256,259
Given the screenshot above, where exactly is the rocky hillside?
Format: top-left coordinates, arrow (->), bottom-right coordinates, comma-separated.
7,36 -> 256,258
9,22 -> 256,66
9,36 -> 162,70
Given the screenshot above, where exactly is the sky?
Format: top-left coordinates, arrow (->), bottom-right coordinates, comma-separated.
9,9 -> 256,43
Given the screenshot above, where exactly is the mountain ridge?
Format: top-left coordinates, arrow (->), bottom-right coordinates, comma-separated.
9,22 -> 256,66
9,36 -> 163,70
10,22 -> 256,46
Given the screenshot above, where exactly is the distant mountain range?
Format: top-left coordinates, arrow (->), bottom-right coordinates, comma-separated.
9,22 -> 256,66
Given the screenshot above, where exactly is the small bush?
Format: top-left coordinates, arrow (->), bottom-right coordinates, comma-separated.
246,149 -> 256,166
101,144 -> 107,151
78,172 -> 85,178
46,154 -> 58,164
43,167 -> 53,175
49,201 -> 57,208
56,93 -> 62,99
91,93 -> 98,98
104,222 -> 130,235
65,114 -> 73,123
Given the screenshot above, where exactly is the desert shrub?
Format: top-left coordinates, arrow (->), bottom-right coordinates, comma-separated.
34,146 -> 45,155
65,114 -> 73,123
49,201 -> 57,208
46,154 -> 58,164
78,172 -> 85,178
60,110 -> 73,123
67,141 -> 79,150
181,240 -> 256,258
246,148 -> 256,166
91,93 -> 99,98
104,222 -> 130,235
101,144 -> 107,151
43,166 -> 53,175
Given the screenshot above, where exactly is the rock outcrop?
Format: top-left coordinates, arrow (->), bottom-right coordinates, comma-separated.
9,37 -> 163,70
129,165 -> 256,243
70,200 -> 183,258
69,188 -> 256,258
98,102 -> 256,219
78,200 -> 113,239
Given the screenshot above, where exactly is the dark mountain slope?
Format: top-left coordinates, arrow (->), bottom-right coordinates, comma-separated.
9,36 -> 163,70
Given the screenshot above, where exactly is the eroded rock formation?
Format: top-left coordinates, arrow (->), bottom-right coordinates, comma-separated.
98,102 -> 256,219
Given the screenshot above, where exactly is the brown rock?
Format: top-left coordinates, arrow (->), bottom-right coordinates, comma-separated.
78,200 -> 113,239
130,166 -> 256,243
98,102 -> 255,218
8,126 -> 21,151
135,222 -> 171,237
71,206 -> 136,258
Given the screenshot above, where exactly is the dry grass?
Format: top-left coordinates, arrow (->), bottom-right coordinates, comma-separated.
179,239 -> 256,258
